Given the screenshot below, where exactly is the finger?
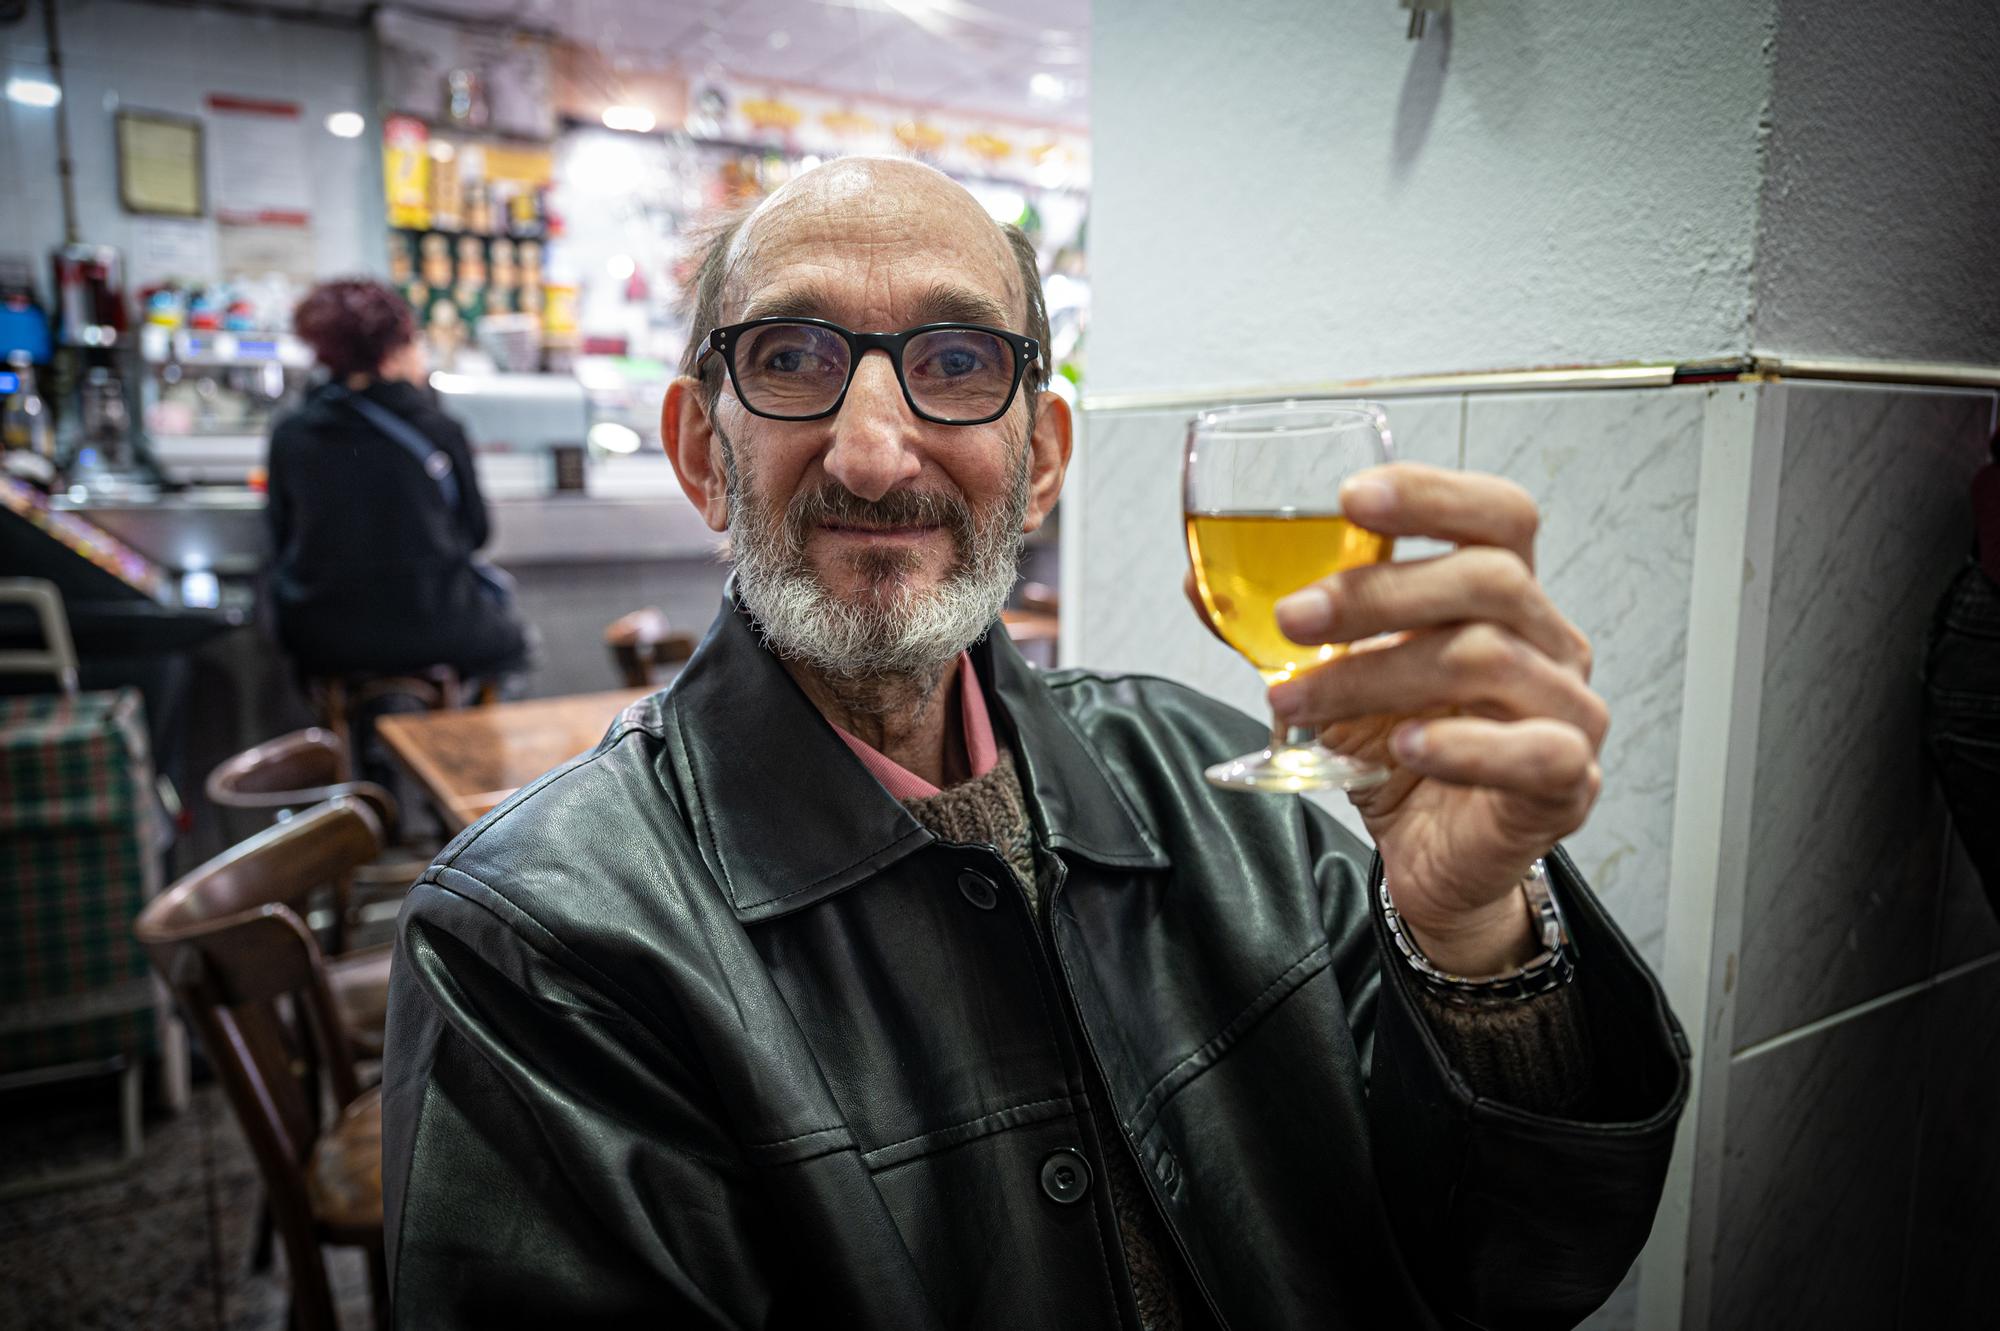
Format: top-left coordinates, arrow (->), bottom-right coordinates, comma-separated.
1268,623 -> 1610,747
1274,547 -> 1593,676
1339,462 -> 1540,568
1388,715 -> 1602,814
1184,567 -> 1223,640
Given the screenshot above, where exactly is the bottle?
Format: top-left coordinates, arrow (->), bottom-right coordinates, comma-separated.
1,352 -> 58,487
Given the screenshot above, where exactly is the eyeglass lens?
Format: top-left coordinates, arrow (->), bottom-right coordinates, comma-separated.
731,323 -> 1017,421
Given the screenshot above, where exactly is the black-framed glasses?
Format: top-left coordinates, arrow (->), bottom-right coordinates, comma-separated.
696,318 -> 1040,426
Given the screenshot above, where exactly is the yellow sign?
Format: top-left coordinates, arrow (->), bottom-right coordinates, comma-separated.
383,116 -> 431,229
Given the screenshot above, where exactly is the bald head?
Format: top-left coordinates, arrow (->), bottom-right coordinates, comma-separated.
678,157 -> 1050,400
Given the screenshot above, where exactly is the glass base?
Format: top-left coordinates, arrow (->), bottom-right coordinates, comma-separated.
1204,738 -> 1390,793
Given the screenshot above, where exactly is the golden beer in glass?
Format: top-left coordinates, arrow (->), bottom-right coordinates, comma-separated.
1183,402 -> 1394,791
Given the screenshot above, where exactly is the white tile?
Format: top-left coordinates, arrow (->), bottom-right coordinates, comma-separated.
1461,387 -> 1710,967
1736,384 -> 1996,1047
1711,991 -> 1927,1329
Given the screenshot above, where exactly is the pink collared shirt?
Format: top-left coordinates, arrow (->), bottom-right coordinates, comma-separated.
829,653 -> 998,799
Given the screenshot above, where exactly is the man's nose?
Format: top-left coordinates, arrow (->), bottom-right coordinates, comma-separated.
822,350 -> 922,503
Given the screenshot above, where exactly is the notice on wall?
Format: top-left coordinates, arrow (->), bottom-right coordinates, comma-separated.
216,219 -> 316,284
205,94 -> 311,224
131,217 -> 218,287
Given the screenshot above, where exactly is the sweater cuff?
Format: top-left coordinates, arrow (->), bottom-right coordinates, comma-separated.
1412,981 -> 1595,1116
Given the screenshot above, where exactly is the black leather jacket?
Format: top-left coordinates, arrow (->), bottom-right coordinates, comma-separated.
383,594 -> 1689,1329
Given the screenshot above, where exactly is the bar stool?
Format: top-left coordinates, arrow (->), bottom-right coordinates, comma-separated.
305,665 -> 494,757
135,796 -> 388,1331
605,607 -> 697,688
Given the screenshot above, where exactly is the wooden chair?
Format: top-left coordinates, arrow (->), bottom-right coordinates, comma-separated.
605,607 -> 697,688
135,797 -> 388,1331
204,729 -> 416,1056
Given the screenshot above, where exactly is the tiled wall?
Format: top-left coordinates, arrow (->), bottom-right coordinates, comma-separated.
1064,378 -> 1998,1330
1700,383 -> 1997,1331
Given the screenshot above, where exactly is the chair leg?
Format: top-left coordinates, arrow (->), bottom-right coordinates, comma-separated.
250,1194 -> 276,1273
117,1061 -> 143,1165
366,1244 -> 391,1329
329,873 -> 353,956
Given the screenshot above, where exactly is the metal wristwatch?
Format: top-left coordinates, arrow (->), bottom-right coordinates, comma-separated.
1379,857 -> 1575,1006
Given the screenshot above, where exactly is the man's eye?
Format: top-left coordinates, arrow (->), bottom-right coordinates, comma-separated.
914,343 -> 993,379
764,348 -> 833,374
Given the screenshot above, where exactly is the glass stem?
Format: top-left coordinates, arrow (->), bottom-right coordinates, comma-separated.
1277,721 -> 1317,749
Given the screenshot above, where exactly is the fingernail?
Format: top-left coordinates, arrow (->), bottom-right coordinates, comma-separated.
1274,586 -> 1334,638
1268,679 -> 1301,719
1392,722 -> 1427,761
1340,477 -> 1394,520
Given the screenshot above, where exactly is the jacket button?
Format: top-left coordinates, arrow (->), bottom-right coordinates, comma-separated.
1039,1149 -> 1091,1204
957,870 -> 998,911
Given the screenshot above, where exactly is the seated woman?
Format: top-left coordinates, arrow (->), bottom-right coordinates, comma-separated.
267,279 -> 529,688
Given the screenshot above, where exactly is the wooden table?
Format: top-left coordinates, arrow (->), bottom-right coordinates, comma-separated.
376,687 -> 654,832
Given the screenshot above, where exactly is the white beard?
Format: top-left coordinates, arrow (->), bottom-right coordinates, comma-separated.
723,428 -> 1030,683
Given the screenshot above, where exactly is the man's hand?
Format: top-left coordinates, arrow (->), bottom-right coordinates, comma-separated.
1184,463 -> 1606,976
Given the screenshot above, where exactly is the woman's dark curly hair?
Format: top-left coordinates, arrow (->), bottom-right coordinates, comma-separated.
293,278 -> 415,378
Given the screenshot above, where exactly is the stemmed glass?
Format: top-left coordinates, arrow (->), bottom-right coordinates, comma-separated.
1183,400 -> 1395,792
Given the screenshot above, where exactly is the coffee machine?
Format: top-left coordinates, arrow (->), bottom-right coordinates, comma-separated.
49,244 -> 162,495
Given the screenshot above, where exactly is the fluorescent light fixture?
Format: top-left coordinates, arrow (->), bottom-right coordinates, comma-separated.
6,77 -> 61,108
601,105 -> 656,133
588,421 -> 642,454
1029,73 -> 1065,102
324,111 -> 365,138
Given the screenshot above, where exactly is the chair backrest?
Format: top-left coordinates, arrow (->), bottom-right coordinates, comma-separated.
135,797 -> 383,1171
136,796 -> 384,1331
606,607 -> 696,688
0,576 -> 80,694
205,727 -> 397,834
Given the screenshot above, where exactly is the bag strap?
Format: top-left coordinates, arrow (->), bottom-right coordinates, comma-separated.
323,384 -> 462,512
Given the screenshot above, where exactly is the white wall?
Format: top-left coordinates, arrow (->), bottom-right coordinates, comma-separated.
1088,0 -> 1776,395
0,0 -> 385,300
1751,0 -> 2000,366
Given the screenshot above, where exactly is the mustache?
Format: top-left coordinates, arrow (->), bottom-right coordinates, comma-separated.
782,484 -> 976,554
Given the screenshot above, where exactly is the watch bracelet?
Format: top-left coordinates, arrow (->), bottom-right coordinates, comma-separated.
1379,857 -> 1575,1007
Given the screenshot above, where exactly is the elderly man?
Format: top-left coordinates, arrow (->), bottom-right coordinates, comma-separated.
382,158 -> 1687,1330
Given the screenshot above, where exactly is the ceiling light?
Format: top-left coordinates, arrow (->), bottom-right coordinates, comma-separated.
1029,73 -> 1065,102
5,77 -> 61,108
324,111 -> 365,138
601,105 -> 656,133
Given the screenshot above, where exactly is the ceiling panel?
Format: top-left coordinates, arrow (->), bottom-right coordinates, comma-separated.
239,0 -> 1090,125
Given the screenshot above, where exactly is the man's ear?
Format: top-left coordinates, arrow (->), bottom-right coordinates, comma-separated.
663,377 -> 731,532
1020,389 -> 1073,535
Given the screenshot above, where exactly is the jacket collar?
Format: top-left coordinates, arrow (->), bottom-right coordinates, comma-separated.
646,585 -> 1166,923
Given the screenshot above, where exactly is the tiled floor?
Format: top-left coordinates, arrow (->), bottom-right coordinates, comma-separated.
1,1073 -> 374,1330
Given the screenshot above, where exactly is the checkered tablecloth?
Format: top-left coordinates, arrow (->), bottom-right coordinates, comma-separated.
0,689 -> 164,1073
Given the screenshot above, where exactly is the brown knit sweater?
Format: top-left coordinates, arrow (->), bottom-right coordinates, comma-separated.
899,750 -> 1593,1330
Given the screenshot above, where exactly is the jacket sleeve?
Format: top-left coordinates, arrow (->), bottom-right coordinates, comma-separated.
381,868 -> 778,1328
1307,815 -> 1691,1330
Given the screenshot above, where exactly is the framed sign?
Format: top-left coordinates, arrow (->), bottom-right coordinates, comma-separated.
116,109 -> 205,217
